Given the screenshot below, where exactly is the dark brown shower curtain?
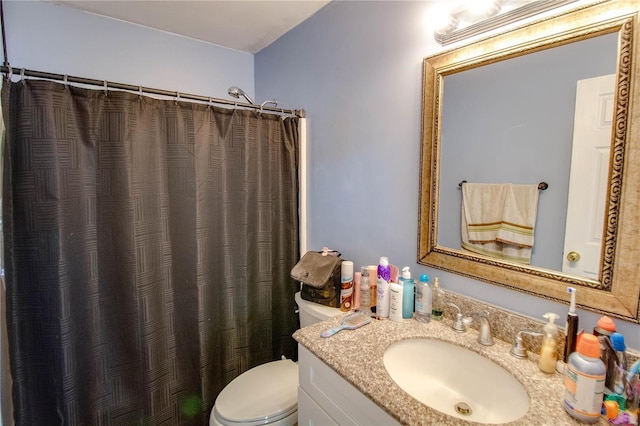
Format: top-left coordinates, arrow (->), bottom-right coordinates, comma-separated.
1,79 -> 300,425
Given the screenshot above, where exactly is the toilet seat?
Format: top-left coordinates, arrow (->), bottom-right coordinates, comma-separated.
212,359 -> 298,426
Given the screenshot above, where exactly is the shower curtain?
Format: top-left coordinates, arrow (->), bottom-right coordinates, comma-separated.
1,79 -> 300,425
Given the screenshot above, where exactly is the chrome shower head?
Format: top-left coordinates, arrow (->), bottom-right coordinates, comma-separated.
227,86 -> 254,105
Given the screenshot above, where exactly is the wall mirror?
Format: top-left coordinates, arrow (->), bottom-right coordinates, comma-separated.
418,0 -> 640,322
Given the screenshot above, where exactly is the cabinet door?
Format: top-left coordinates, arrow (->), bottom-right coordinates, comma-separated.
298,387 -> 339,426
298,345 -> 399,425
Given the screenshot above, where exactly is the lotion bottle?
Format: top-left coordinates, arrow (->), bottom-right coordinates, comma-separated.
539,312 -> 560,374
389,281 -> 403,322
353,271 -> 361,310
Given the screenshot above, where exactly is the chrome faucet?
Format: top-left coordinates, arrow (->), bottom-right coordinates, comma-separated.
463,311 -> 495,346
446,302 -> 466,333
510,329 -> 544,359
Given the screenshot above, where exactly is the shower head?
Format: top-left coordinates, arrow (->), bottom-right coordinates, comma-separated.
227,86 -> 255,105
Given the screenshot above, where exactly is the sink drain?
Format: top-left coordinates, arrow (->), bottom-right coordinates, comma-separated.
455,402 -> 472,416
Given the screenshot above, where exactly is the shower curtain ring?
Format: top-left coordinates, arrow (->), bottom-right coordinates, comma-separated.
20,68 -> 25,85
103,80 -> 108,96
138,85 -> 143,98
6,65 -> 12,81
208,97 -> 213,109
63,74 -> 68,88
175,91 -> 180,105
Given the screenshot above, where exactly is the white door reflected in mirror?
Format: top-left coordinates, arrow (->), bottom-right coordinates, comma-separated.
563,74 -> 615,279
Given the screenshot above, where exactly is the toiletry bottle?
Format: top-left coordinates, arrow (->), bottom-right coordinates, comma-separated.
431,277 -> 444,320
564,333 -> 606,423
593,315 -> 617,391
389,281 -> 403,322
539,312 -> 559,374
415,274 -> 431,323
563,287 -> 579,363
378,257 -> 391,282
353,271 -> 361,310
340,261 -> 354,312
367,265 -> 377,311
359,267 -> 371,315
610,332 -> 628,396
399,267 -> 414,319
376,257 -> 391,318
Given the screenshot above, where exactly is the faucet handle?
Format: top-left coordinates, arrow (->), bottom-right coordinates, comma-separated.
510,329 -> 544,359
446,302 -> 465,333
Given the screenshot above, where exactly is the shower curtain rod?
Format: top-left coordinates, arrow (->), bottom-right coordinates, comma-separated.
0,66 -> 305,118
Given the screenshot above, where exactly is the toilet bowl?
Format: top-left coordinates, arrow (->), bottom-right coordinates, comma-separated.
210,291 -> 341,426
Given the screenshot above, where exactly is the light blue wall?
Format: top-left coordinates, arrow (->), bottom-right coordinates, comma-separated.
2,1 -> 254,102
256,1 -> 640,349
4,0 -> 639,350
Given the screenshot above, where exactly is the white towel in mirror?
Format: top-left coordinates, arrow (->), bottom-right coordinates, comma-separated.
461,183 -> 539,264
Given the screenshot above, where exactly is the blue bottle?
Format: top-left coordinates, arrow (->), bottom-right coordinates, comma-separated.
399,266 -> 415,319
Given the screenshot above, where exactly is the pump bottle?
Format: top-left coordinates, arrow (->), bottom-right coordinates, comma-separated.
399,267 -> 414,319
539,312 -> 559,374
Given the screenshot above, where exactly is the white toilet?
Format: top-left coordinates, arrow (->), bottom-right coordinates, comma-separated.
210,291 -> 340,426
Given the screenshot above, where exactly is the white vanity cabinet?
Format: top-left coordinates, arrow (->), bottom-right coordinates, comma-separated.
297,344 -> 399,426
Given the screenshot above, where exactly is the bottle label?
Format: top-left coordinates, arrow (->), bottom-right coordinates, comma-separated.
564,363 -> 605,418
340,280 -> 353,311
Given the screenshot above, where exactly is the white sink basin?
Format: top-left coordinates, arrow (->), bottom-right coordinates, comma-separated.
383,339 -> 529,424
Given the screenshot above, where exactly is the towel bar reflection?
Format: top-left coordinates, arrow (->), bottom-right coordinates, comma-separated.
458,181 -> 548,190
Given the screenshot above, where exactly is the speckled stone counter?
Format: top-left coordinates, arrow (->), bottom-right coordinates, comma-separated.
294,314 -> 608,425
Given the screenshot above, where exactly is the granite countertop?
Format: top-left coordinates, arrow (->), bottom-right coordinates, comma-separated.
294,314 -> 608,425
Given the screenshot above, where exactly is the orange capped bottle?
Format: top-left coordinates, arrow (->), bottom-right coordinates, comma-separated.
563,333 -> 606,423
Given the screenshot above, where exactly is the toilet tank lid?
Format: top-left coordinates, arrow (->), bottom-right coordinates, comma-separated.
294,291 -> 341,321
214,359 -> 298,423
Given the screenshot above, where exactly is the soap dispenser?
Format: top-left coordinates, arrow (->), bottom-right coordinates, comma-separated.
399,267 -> 414,319
539,312 -> 559,374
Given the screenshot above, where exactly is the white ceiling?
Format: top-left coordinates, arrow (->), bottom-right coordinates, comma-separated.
50,0 -> 331,54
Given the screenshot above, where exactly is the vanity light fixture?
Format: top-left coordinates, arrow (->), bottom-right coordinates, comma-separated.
434,0 -> 579,45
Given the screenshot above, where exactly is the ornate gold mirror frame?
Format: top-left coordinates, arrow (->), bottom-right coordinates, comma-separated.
418,0 -> 640,322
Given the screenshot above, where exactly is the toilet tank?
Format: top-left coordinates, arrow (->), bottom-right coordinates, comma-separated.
294,291 -> 341,328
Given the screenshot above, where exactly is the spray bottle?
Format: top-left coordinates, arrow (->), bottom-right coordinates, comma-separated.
539,312 -> 559,374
